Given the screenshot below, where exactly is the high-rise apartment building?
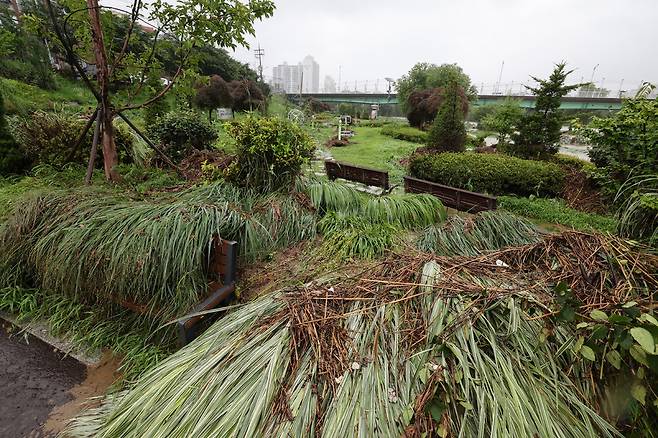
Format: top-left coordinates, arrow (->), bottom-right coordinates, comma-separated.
301,56 -> 319,93
272,55 -> 320,93
324,75 -> 337,93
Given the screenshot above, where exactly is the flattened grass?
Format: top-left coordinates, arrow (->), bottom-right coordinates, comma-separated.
0,181 -> 315,321
499,196 -> 617,233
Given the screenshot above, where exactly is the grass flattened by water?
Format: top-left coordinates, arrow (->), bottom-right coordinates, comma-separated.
499,195 -> 617,233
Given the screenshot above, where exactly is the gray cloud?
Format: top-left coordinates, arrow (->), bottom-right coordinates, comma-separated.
230,0 -> 658,92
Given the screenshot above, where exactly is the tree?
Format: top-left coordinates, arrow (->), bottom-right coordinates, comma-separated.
480,98 -> 524,147
194,75 -> 233,121
229,79 -> 267,112
426,82 -> 467,152
0,3 -> 55,89
40,0 -> 274,181
397,63 -> 477,114
509,62 -> 581,158
196,45 -> 258,81
406,87 -> 468,129
0,88 -> 29,175
577,83 -> 610,98
143,71 -> 169,126
579,83 -> 658,186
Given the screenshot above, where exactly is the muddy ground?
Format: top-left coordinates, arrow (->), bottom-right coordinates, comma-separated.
0,323 -> 119,438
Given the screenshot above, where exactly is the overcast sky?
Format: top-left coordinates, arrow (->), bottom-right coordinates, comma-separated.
229,0 -> 657,92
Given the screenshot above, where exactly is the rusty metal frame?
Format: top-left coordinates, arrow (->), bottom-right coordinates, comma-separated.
325,160 -> 390,190
176,240 -> 238,346
404,176 -> 497,213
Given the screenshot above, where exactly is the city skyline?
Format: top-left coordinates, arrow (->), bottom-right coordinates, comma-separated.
271,55 -> 320,93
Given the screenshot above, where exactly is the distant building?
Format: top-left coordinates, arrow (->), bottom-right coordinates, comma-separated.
324,75 -> 336,93
272,55 -> 320,93
272,62 -> 302,93
301,55 -> 319,93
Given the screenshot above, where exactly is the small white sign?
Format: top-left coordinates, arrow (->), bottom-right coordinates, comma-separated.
217,108 -> 233,120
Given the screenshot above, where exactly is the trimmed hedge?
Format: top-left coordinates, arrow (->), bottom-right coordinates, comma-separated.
380,125 -> 427,143
409,152 -> 565,197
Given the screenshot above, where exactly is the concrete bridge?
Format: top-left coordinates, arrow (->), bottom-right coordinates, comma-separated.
288,93 -> 623,111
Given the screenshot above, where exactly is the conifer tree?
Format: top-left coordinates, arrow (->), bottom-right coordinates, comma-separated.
426,82 -> 467,152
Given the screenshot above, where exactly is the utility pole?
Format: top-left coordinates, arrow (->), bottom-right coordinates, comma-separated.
494,60 -> 504,94
299,71 -> 304,98
254,45 -> 264,82
338,65 -> 342,94
618,78 -> 624,98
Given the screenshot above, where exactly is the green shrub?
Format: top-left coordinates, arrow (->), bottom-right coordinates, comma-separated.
225,115 -> 314,192
10,111 -> 134,168
577,94 -> 658,195
0,88 -> 28,175
551,153 -> 594,171
143,72 -> 169,127
409,152 -> 565,197
426,82 -> 467,152
499,196 -> 617,233
148,110 -> 216,161
615,176 -> 658,246
380,125 -> 427,143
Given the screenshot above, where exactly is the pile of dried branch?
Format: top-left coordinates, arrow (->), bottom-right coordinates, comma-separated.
68,232 -> 658,437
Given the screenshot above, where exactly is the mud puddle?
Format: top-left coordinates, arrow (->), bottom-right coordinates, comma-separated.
0,323 -> 119,437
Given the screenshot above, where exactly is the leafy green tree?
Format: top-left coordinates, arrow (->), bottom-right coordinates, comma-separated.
39,0 -> 274,181
397,63 -> 477,114
0,3 -> 55,89
578,84 -> 658,189
480,98 -> 524,147
195,45 -> 258,81
0,88 -> 29,175
143,71 -> 170,127
508,63 -> 581,158
426,82 -> 467,152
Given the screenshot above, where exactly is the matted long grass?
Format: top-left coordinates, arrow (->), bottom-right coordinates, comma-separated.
307,179 -> 447,259
0,181 -> 316,320
417,210 -> 542,256
66,232 -> 658,437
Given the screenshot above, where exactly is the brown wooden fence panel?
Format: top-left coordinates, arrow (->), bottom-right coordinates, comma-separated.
325,160 -> 389,189
404,176 -> 497,213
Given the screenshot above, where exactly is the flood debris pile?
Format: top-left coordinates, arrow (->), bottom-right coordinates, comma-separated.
67,231 -> 658,437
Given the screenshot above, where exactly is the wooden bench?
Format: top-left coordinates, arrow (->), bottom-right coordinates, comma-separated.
176,238 -> 238,346
404,176 -> 497,213
325,160 -> 389,190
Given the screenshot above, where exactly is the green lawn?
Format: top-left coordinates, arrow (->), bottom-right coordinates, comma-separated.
499,196 -> 617,234
326,126 -> 421,185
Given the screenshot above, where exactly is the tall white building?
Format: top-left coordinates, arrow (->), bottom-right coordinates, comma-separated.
324,75 -> 337,93
301,55 -> 320,93
272,62 -> 302,93
272,55 -> 320,93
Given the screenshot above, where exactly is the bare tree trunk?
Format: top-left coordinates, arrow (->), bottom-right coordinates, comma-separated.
87,0 -> 120,181
9,0 -> 21,19
85,108 -> 102,185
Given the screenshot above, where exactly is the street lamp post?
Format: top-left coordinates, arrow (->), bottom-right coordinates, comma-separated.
384,77 -> 395,102
589,64 -> 599,97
